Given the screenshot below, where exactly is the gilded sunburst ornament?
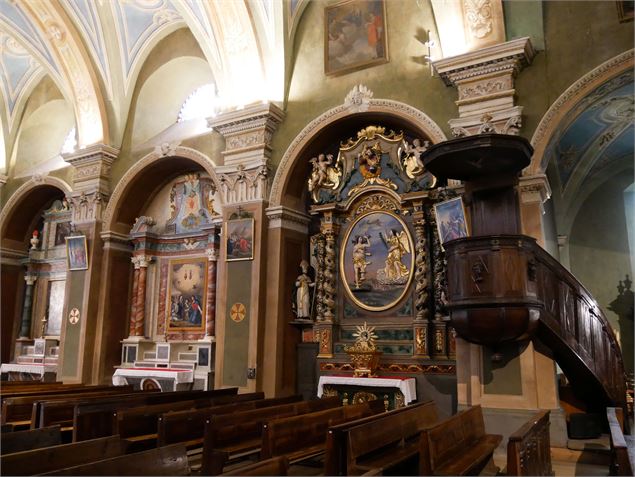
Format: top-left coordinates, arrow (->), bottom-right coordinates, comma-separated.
352,322 -> 378,350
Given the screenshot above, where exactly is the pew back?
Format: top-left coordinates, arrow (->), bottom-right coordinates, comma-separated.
0,424 -> 61,454
506,410 -> 553,476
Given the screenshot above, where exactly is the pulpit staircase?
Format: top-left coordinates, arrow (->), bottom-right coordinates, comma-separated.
423,134 -> 629,425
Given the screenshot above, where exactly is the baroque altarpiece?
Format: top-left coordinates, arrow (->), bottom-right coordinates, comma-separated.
300,126 -> 458,405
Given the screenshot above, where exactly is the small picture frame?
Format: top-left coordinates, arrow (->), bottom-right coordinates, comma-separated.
156,343 -> 171,362
434,197 -> 469,247
325,0 -> 389,76
617,1 -> 634,22
66,235 -> 89,270
225,218 -> 254,261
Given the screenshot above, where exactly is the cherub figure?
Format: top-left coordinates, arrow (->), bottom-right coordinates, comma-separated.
402,138 -> 430,178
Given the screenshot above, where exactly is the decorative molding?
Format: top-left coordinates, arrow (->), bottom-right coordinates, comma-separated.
518,174 -> 552,205
265,206 -> 311,233
131,216 -> 156,234
68,191 -> 108,224
208,102 -> 285,164
63,143 -> 119,195
319,362 -> 456,374
205,247 -> 218,262
529,49 -> 634,175
463,0 -> 494,40
217,163 -> 269,205
344,84 -> 373,113
102,146 -> 220,231
270,99 -> 447,207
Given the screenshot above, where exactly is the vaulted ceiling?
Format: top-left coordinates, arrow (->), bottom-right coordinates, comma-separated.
0,0 -> 305,168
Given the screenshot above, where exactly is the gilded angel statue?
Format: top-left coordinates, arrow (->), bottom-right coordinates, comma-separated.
307,153 -> 341,202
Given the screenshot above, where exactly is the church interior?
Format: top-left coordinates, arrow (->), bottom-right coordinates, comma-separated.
0,0 -> 633,475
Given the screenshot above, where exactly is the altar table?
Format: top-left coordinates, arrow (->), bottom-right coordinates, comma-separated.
317,375 -> 416,409
112,367 -> 194,391
0,363 -> 58,381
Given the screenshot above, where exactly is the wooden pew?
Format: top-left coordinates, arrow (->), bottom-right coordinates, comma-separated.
1,386 -> 134,430
259,401 -> 384,466
1,384 -> 119,403
41,443 -> 190,476
202,397 -> 342,475
1,424 -> 61,454
419,405 -> 502,476
506,410 -> 553,476
158,395 -> 303,448
608,407 -> 634,476
73,387 -> 238,441
113,391 -> 267,451
326,400 -> 439,476
34,388 -> 146,429
0,435 -> 125,475
220,456 -> 289,476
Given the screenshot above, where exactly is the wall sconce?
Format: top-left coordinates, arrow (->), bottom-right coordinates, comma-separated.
424,30 -> 436,76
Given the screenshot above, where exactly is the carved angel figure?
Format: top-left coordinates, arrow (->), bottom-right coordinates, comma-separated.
402,138 -> 430,179
380,229 -> 410,280
307,153 -> 341,202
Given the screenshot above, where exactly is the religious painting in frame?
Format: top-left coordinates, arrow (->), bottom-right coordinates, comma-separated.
340,210 -> 414,311
166,258 -> 207,332
225,218 -> 254,261
325,0 -> 388,76
617,1 -> 634,22
434,197 -> 469,247
65,235 -> 88,271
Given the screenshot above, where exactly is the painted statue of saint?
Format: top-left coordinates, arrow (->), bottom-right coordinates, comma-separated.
294,260 -> 315,320
351,235 -> 372,288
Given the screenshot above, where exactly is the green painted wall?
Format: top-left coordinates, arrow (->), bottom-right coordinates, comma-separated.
223,260 -> 252,387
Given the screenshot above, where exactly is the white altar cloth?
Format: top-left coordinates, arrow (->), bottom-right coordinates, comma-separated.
317,375 -> 417,404
0,363 -> 57,376
112,367 -> 193,386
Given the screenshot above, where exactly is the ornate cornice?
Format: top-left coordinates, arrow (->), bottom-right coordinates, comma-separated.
63,143 -> 119,195
265,206 -> 311,233
433,37 -> 536,86
518,174 -> 552,204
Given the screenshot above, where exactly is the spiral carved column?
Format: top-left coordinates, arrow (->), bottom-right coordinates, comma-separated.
428,205 -> 448,358
315,234 -> 325,322
316,213 -> 337,358
412,200 -> 431,358
128,257 -> 140,337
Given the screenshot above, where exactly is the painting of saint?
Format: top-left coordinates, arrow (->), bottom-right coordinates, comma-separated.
434,197 -> 469,247
226,218 -> 254,261
325,0 -> 388,76
341,211 -> 414,311
66,236 -> 88,271
166,259 -> 207,331
54,221 -> 72,246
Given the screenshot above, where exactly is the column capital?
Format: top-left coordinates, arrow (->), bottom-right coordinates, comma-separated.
518,174 -> 552,205
432,37 -> 536,137
208,102 -> 285,166
24,274 -> 37,285
206,248 -> 218,262
265,206 -> 311,233
136,255 -> 152,268
63,143 -> 119,195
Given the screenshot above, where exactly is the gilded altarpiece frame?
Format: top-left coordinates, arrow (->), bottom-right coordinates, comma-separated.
306,125 -> 457,385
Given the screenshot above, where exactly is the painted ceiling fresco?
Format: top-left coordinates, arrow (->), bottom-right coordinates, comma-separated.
546,70 -> 634,194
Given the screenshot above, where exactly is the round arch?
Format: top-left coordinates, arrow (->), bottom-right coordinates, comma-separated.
269,99 -> 447,208
0,176 -> 72,242
102,145 -> 222,233
529,49 -> 634,175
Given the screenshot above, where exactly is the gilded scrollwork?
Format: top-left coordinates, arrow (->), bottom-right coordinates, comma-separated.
348,142 -> 398,196
322,385 -> 338,398
307,153 -> 342,203
353,194 -> 400,216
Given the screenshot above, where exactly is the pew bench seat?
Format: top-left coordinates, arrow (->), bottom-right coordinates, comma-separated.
431,434 -> 501,476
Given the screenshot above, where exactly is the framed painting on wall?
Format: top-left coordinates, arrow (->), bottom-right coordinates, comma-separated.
433,197 -> 469,247
225,218 -> 254,261
166,258 -> 207,332
325,0 -> 388,76
66,235 -> 88,271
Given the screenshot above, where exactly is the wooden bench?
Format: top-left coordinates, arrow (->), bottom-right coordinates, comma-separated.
158,394 -> 303,448
41,443 -> 189,476
1,384 -> 121,404
201,396 -> 342,475
220,456 -> 288,476
419,405 -> 502,476
260,400 -> 384,466
1,424 -> 61,454
73,387 -> 238,441
1,386 -> 135,431
506,410 -> 553,476
0,435 -> 125,475
608,407 -> 634,476
325,400 -> 439,476
113,391 -> 267,451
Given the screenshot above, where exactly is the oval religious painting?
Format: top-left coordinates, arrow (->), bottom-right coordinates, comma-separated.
340,211 -> 414,311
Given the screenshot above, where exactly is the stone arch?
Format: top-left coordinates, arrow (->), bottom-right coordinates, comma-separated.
102,145 -> 222,233
529,49 -> 634,175
0,176 -> 72,242
269,99 -> 447,208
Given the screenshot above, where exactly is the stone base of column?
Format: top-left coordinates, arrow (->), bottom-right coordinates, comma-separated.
123,336 -> 150,343
198,335 -> 215,343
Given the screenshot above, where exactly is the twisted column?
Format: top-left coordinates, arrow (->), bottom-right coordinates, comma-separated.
129,257 -> 140,337
315,234 -> 325,322
133,255 -> 151,337
19,274 -> 37,338
414,217 -> 430,321
205,248 -> 217,337
323,231 -> 336,322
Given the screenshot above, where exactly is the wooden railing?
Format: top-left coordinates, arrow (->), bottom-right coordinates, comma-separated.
607,407 -> 633,476
445,235 -> 628,416
507,410 -> 553,476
